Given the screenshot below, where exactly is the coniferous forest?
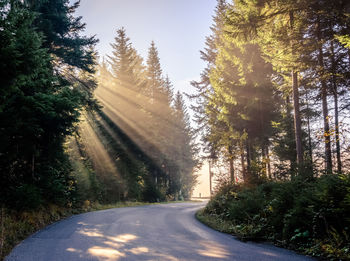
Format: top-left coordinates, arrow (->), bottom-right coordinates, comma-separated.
1,0 -> 350,260
195,0 -> 350,259
0,0 -> 99,209
72,29 -> 198,203
0,1 -> 197,209
0,1 -> 197,258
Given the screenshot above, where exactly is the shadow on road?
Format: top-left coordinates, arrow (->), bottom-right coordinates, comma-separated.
6,203 -> 314,261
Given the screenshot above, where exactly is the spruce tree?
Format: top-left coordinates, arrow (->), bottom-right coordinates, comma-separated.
0,2 -> 76,208
225,0 -> 310,168
172,92 -> 197,198
146,41 -> 165,102
189,0 -> 229,178
108,28 -> 144,93
305,0 -> 350,173
25,0 -> 98,73
0,0 -> 98,209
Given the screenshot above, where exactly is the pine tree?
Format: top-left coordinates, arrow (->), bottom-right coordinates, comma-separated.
190,0 -> 226,139
108,28 -> 144,93
191,0 -> 280,183
25,0 -> 98,73
225,0 -> 311,168
0,2 -> 72,208
172,92 -> 197,199
146,41 -> 165,103
0,0 -> 98,209
189,0 -> 230,179
27,0 -> 99,111
144,41 -> 173,190
305,0 -> 350,173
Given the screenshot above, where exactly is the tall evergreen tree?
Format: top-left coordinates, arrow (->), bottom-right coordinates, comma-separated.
189,0 -> 230,176
25,0 -> 97,73
0,0 -> 97,209
191,0 -> 279,183
172,92 -> 197,198
108,28 -> 144,93
305,0 -> 350,173
146,41 -> 166,103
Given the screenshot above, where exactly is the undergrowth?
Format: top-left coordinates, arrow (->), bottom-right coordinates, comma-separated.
197,174 -> 350,260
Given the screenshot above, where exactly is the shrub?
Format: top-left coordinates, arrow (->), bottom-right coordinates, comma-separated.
13,184 -> 42,210
201,174 -> 350,259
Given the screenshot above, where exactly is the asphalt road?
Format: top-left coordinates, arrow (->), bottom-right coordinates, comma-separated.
6,202 -> 314,261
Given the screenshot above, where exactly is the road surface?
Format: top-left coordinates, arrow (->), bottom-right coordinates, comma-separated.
6,202 -> 314,261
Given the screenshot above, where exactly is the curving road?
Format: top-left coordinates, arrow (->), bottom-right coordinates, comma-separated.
6,202 -> 314,261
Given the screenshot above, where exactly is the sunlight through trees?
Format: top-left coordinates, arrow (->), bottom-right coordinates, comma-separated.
191,0 -> 350,183
72,28 -> 198,202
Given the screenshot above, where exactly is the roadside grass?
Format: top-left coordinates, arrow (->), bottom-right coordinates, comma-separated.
0,200 -> 197,261
1,205 -> 72,261
196,208 -> 236,235
196,208 -> 268,242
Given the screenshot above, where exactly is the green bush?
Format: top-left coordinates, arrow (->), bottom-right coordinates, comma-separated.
13,184 -> 42,210
202,174 -> 350,259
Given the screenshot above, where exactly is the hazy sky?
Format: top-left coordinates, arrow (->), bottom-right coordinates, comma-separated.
74,0 -> 217,95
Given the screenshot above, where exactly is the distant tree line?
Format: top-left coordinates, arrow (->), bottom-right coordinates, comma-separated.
191,0 -> 350,183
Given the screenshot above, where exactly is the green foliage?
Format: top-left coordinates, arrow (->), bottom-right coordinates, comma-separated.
142,181 -> 165,203
92,111 -> 151,202
27,0 -> 98,73
12,184 -> 43,210
0,0 -> 97,210
107,27 -> 144,91
202,174 -> 350,259
192,0 -> 350,180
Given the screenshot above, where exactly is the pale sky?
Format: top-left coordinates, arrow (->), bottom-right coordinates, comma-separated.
74,0 -> 217,95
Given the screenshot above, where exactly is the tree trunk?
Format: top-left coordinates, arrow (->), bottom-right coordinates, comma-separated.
289,11 -> 303,167
209,159 -> 212,197
331,40 -> 342,173
319,57 -> 332,173
286,96 -> 297,171
261,144 -> 266,175
266,145 -> 271,179
240,144 -> 246,183
292,70 -> 304,166
317,18 -> 332,173
305,90 -> 313,165
333,89 -> 341,173
246,139 -> 251,172
228,146 -> 235,184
